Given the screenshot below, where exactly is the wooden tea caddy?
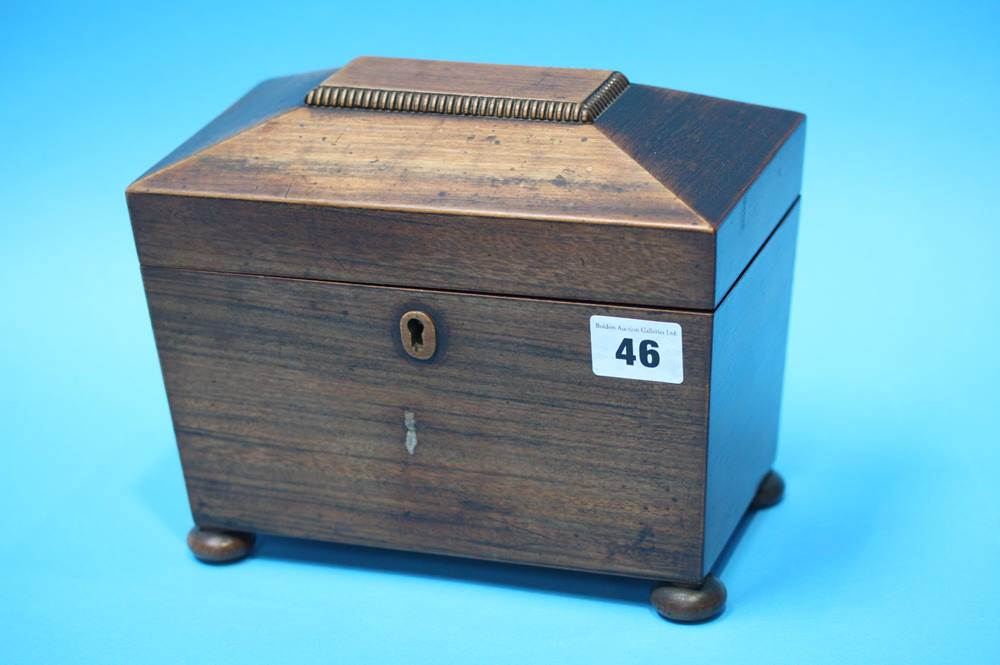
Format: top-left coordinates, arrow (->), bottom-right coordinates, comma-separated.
126,57 -> 804,623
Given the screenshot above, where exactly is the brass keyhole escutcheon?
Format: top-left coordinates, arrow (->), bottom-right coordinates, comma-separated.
400,310 -> 436,360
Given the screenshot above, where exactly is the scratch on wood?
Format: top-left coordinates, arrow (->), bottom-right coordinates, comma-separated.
404,409 -> 417,455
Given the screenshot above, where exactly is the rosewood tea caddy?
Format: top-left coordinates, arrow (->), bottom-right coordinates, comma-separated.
126,57 -> 804,623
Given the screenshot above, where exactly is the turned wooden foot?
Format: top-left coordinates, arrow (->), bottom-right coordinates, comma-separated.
750,470 -> 785,510
650,575 -> 726,623
187,526 -> 255,563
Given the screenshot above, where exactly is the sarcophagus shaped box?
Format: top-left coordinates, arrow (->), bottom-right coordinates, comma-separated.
126,57 -> 805,622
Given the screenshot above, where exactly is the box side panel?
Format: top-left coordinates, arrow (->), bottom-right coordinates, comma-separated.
126,193 -> 716,311
703,200 -> 800,574
715,123 -> 805,305
143,270 -> 711,582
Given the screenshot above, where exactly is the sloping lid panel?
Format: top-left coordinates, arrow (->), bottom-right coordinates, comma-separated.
595,84 -> 804,226
141,68 -> 335,179
132,107 -> 706,228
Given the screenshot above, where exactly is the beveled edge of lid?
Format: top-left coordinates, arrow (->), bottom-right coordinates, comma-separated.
305,56 -> 629,123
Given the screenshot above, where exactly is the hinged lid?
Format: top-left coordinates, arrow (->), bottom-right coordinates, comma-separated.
127,56 -> 804,310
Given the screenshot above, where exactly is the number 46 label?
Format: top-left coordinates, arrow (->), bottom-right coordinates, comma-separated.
589,316 -> 683,384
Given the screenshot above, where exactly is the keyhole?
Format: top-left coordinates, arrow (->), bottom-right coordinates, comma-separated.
407,317 -> 424,350
400,310 -> 437,360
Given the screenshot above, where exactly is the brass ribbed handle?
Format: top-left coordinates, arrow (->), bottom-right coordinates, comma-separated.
305,57 -> 629,123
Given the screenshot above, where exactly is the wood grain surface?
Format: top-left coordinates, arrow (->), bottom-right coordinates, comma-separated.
322,56 -> 615,102
145,269 -> 713,582
128,193 -> 715,311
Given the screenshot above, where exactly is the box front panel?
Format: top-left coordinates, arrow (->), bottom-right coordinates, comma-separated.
144,269 -> 711,581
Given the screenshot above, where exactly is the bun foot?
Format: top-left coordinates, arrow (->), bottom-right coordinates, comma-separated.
187,526 -> 255,563
751,470 -> 785,510
650,575 -> 726,623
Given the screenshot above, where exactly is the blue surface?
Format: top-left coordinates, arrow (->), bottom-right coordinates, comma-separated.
3,2 -> 999,662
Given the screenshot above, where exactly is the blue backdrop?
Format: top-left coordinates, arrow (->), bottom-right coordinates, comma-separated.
3,1 -> 999,663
